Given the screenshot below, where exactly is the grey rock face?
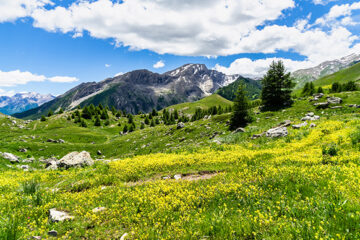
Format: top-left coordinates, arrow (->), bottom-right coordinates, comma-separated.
49,209 -> 74,222
266,127 -> 288,138
57,151 -> 94,169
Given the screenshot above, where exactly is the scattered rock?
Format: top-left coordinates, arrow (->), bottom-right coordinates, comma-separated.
314,102 -> 329,109
331,106 -> 343,109
310,123 -> 316,128
280,120 -> 292,127
292,122 -> 308,129
97,150 -> 102,156
57,151 -> 94,169
49,209 -> 74,222
313,93 -> 324,98
32,236 -> 42,240
46,161 -> 58,170
92,207 -> 107,213
233,127 -> 245,133
266,127 -> 288,138
58,139 -> 65,144
251,133 -> 265,139
19,165 -> 30,171
301,113 -> 320,121
1,152 -> 20,163
306,112 -> 314,117
48,230 -> 58,237
174,174 -> 182,180
47,139 -> 56,143
177,122 -> 185,129
22,157 -> 35,163
347,104 -> 358,108
327,97 -> 342,104
19,148 -> 27,153
120,233 -> 129,240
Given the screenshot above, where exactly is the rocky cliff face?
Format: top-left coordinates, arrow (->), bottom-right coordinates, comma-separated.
292,53 -> 360,88
14,64 -> 243,119
0,92 -> 55,115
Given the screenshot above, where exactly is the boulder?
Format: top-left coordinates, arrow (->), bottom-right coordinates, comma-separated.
292,122 -> 308,129
251,133 -> 265,139
97,150 -> 102,156
266,127 -> 288,138
327,97 -> 342,104
58,139 -> 65,144
177,122 -> 185,129
314,102 -> 329,109
310,123 -> 316,128
280,120 -> 292,127
301,115 -> 320,121
46,161 -> 58,170
48,230 -> 58,237
233,127 -> 245,133
49,209 -> 74,222
57,151 -> 94,169
174,174 -> 182,180
313,93 -> 324,98
306,112 -> 314,117
2,152 -> 20,163
19,148 -> 27,153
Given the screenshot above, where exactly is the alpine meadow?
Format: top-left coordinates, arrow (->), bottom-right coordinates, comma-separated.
1,0 -> 360,239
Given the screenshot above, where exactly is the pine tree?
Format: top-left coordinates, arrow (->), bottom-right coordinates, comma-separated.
144,116 -> 150,125
123,125 -> 128,133
94,116 -> 101,126
230,84 -> 252,130
317,86 -> 324,94
80,119 -> 87,128
58,108 -> 64,114
302,82 -> 310,96
40,115 -> 46,122
140,122 -> 145,129
82,106 -> 92,119
309,82 -> 315,96
128,114 -> 134,124
155,118 -> 160,125
101,110 -> 109,120
47,110 -> 53,117
152,109 -> 158,116
111,106 -> 117,115
261,60 -> 294,110
150,119 -> 155,127
173,109 -> 179,119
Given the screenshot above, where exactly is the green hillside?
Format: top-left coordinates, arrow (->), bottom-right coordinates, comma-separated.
165,94 -> 233,114
216,76 -> 262,101
313,62 -> 360,87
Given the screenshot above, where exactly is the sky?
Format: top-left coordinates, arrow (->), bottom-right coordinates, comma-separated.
0,0 -> 359,96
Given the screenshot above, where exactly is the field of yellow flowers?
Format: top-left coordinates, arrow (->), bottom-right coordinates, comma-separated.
1,116 -> 360,239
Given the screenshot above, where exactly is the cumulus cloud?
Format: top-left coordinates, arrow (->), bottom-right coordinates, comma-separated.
105,64 -> 111,68
153,60 -> 165,69
315,2 -> 360,26
0,0 -> 51,22
214,58 -> 314,78
0,69 -> 78,87
312,0 -> 337,5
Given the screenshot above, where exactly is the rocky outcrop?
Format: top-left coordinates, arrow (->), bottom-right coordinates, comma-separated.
266,127 -> 288,138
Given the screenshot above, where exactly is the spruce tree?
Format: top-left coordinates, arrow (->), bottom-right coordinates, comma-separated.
58,108 -> 64,114
229,84 -> 252,130
140,122 -> 145,129
94,116 -> 101,126
261,60 -> 294,110
317,86 -> 324,94
123,125 -> 128,133
40,115 -> 46,122
150,119 -> 155,127
47,110 -> 53,117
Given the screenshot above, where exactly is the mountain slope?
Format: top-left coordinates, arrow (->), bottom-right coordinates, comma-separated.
0,92 -> 55,115
14,64 -> 241,119
216,76 -> 262,101
312,62 -> 360,87
165,94 -> 233,114
292,53 -> 360,88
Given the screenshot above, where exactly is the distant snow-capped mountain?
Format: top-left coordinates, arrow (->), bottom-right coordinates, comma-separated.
0,92 -> 55,115
293,53 -> 360,88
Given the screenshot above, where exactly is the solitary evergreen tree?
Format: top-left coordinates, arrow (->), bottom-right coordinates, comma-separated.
47,110 -> 53,117
302,83 -> 310,96
261,61 -> 294,110
155,118 -> 160,125
94,116 -> 101,126
128,114 -> 134,124
229,84 -> 252,130
152,109 -> 158,116
40,115 -> 46,122
101,110 -> 109,120
58,108 -> 64,114
144,116 -> 150,125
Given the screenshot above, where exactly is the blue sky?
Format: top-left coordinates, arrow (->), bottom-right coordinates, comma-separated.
0,0 -> 359,96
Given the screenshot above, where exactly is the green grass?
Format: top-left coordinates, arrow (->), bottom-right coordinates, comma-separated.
165,94 -> 233,114
313,62 -> 360,87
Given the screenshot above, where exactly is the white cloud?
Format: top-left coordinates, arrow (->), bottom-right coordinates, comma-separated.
0,89 -> 15,97
153,60 -> 165,69
0,0 -> 52,22
214,58 -> 314,78
0,69 -> 78,87
29,0 -> 295,56
105,64 -> 111,68
315,2 -> 360,26
312,0 -> 337,5
48,76 -> 78,83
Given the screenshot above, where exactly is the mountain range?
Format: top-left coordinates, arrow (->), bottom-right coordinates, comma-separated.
292,53 -> 360,88
0,92 -> 55,115
14,64 -> 251,119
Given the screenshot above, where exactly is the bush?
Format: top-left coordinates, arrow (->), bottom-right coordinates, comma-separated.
322,144 -> 339,157
40,115 -> 46,122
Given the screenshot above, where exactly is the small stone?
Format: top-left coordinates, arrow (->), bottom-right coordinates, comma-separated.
120,233 -> 129,240
92,207 -> 106,213
177,122 -> 185,129
233,127 -> 245,133
48,230 -> 58,237
49,209 -> 74,222
97,150 -> 102,155
32,236 -> 42,240
292,122 -> 308,129
310,123 -> 316,128
174,174 -> 182,180
58,139 -> 65,144
19,148 -> 27,153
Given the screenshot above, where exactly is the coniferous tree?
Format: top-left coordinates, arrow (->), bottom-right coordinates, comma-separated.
80,119 -> 87,128
128,114 -> 134,124
150,119 -> 155,127
47,110 -> 53,117
140,122 -> 145,129
261,60 -> 294,110
82,106 -> 92,119
98,104 -> 104,110
101,110 -> 109,120
94,116 -> 101,126
58,108 -> 64,114
317,86 -> 324,94
123,125 -> 128,133
111,106 -> 117,115
40,115 -> 46,122
155,118 -> 160,125
230,84 -> 252,130
173,109 -> 179,119
152,109 -> 158,116
144,116 -> 150,125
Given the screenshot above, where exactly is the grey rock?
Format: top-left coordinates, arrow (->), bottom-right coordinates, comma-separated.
233,127 -> 245,133
314,102 -> 329,109
177,122 -> 185,129
19,148 -> 27,153
327,97 -> 342,104
266,127 -> 288,138
49,209 -> 74,222
48,230 -> 58,237
92,207 -> 107,213
292,122 -> 308,129
2,152 -> 20,163
58,139 -> 65,144
331,106 -> 343,109
310,123 -> 316,128
120,233 -> 129,240
280,120 -> 292,127
174,174 -> 182,180
57,151 -> 94,169
97,150 -> 102,155
306,112 -> 314,117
